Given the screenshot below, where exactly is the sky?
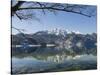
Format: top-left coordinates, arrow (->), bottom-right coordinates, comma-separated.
12,3 -> 97,34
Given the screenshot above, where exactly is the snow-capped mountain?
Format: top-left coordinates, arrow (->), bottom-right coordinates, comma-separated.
47,28 -> 68,36
12,28 -> 97,56
35,28 -> 83,37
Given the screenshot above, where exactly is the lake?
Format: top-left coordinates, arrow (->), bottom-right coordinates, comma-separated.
11,46 -> 97,74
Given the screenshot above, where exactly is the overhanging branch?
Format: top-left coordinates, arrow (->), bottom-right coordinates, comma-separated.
18,7 -> 91,17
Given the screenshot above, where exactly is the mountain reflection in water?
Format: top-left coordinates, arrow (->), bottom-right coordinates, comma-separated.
11,46 -> 97,74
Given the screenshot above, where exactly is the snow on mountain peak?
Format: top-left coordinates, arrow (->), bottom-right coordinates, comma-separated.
71,30 -> 82,34
45,28 -> 82,35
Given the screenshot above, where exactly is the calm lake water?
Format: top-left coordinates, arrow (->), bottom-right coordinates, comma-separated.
11,46 -> 97,74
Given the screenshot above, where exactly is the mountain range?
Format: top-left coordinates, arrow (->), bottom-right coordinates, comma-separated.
12,29 -> 97,55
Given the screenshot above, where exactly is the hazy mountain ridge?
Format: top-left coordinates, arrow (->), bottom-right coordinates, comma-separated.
12,29 -> 97,54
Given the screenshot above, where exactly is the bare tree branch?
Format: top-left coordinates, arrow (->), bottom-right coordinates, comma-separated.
11,1 -> 25,16
18,7 -> 91,17
12,26 -> 24,33
15,13 -> 22,20
12,26 -> 27,39
36,2 -> 46,14
11,1 -> 96,20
